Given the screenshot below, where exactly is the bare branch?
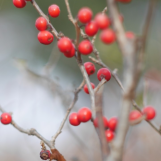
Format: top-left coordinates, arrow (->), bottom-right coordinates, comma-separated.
94,79 -> 107,94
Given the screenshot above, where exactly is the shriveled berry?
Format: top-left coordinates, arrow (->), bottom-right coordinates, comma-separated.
40,150 -> 51,160
63,45 -> 75,58
13,0 -> 26,8
78,7 -> 93,24
84,83 -> 95,94
97,68 -> 111,81
38,31 -> 54,45
57,37 -> 73,53
77,107 -> 92,123
85,21 -> 98,37
48,4 -> 60,18
84,62 -> 96,75
35,17 -> 48,31
93,116 -> 108,128
105,130 -> 115,142
108,117 -> 118,131
129,110 -> 142,124
142,106 -> 156,120
94,13 -> 110,30
69,113 -> 80,126
126,31 -> 135,39
100,29 -> 116,44
0,113 -> 12,125
78,40 -> 93,55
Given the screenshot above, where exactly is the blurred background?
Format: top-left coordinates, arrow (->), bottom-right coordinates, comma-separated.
0,0 -> 161,161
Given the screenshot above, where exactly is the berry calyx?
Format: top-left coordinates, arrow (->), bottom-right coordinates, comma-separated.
35,17 -> 48,31
84,62 -> 96,75
129,110 -> 142,124
78,7 -> 93,24
13,0 -> 26,8
85,21 -> 98,37
108,117 -> 118,131
40,150 -> 51,160
84,83 -> 95,94
97,68 -> 111,81
38,31 -> 54,45
69,113 -> 80,126
105,130 -> 115,142
0,113 -> 12,125
57,37 -> 73,53
77,107 -> 92,123
94,13 -> 110,30
78,40 -> 93,55
48,5 -> 60,18
142,106 -> 156,120
93,116 -> 109,128
126,31 -> 135,39
63,45 -> 75,58
100,29 -> 116,44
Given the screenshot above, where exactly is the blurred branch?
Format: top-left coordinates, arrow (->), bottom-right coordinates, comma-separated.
51,80 -> 85,147
0,105 -> 52,148
31,0 -> 59,39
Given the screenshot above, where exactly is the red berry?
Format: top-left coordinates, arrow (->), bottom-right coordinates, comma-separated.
100,29 -> 116,44
13,0 -> 26,8
105,130 -> 115,142
63,45 -> 75,58
93,116 -> 108,128
69,113 -> 80,126
77,107 -> 92,123
84,62 -> 96,75
85,21 -> 98,37
142,106 -> 156,120
40,150 -> 51,160
57,37 -> 73,53
94,13 -> 110,30
0,113 -> 12,125
84,83 -> 95,94
117,0 -> 131,3
78,7 -> 93,24
48,5 -> 60,18
108,117 -> 118,131
78,40 -> 93,55
129,110 -> 142,122
35,17 -> 48,31
126,31 -> 135,39
97,68 -> 111,81
38,31 -> 54,45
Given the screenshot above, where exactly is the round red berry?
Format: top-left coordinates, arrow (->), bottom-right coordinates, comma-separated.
129,110 -> 142,123
105,130 -> 115,142
0,113 -> 12,125
126,31 -> 135,39
13,0 -> 26,8
35,17 -> 48,31
142,106 -> 156,120
84,62 -> 96,75
100,29 -> 116,44
57,37 -> 73,53
78,40 -> 93,55
84,83 -> 95,94
108,117 -> 118,131
117,0 -> 131,3
40,150 -> 51,160
77,107 -> 92,123
93,116 -> 108,128
69,113 -> 80,126
48,5 -> 60,18
85,21 -> 98,37
38,31 -> 54,45
97,68 -> 111,81
78,7 -> 93,24
94,13 -> 110,30
63,45 -> 75,58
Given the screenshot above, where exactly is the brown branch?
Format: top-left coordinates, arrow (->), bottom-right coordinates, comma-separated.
51,80 -> 85,146
31,0 -> 59,39
0,105 -> 52,148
